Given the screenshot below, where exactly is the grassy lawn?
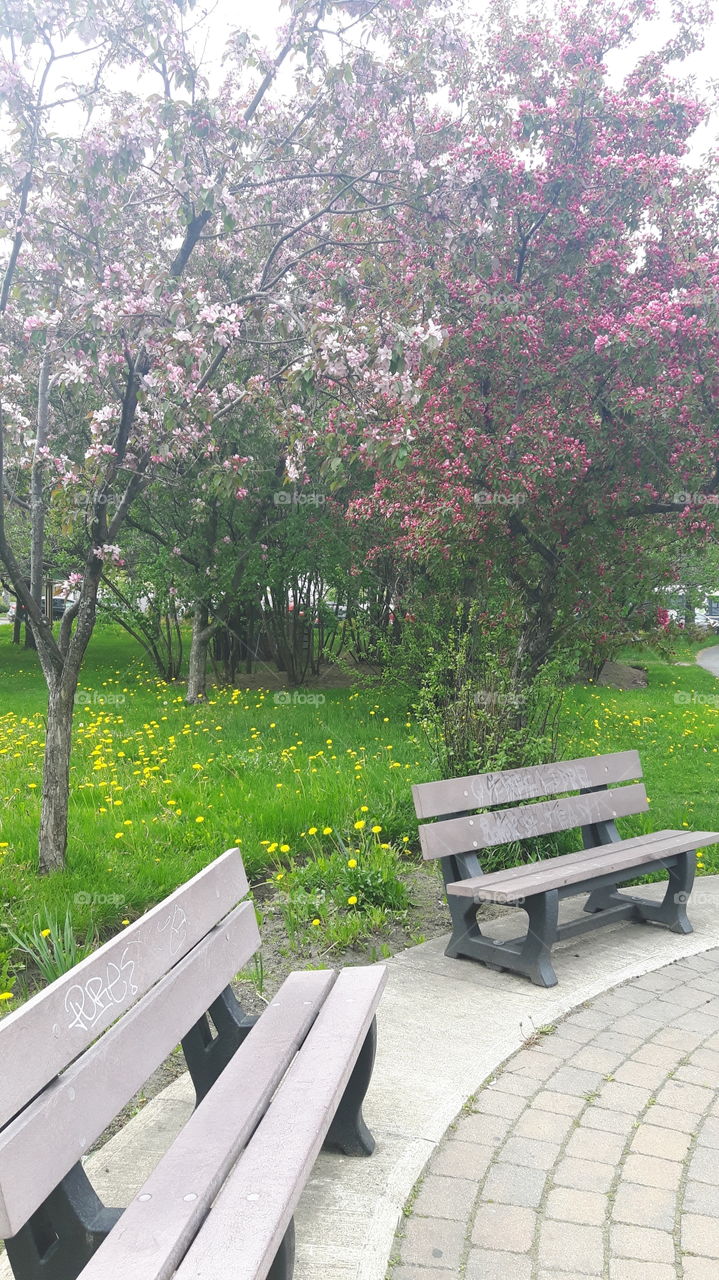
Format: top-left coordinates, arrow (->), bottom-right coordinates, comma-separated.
562,641 -> 719,855
1,623 -> 718,997
0,624 -> 434,986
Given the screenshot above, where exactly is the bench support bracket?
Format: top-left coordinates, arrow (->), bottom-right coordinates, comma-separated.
267,1221 -> 295,1280
182,985 -> 258,1104
323,1016 -> 378,1156
5,1163 -> 122,1280
442,852 -> 485,958
444,851 -> 697,987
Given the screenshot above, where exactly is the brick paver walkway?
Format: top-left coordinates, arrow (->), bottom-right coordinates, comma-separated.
390,949 -> 719,1279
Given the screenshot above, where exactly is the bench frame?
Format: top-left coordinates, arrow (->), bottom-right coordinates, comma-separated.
414,751 -> 706,987
1,852 -> 384,1280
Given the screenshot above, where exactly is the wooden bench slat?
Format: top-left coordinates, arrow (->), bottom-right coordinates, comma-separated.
78,969 -> 337,1280
0,900 -> 260,1238
447,830 -> 719,902
412,749 -> 642,819
446,829 -> 683,887
0,848 -> 248,1132
173,965 -> 388,1280
419,783 -> 648,858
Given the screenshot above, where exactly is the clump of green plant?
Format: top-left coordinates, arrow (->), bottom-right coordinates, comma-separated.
7,909 -> 97,986
270,823 -> 409,951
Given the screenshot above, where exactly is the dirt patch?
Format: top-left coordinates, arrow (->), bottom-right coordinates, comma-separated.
597,660 -> 649,690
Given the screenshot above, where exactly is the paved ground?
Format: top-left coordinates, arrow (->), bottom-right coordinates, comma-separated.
696,643 -> 719,677
391,948 -> 719,1280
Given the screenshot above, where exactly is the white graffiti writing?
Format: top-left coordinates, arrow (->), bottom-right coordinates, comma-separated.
65,945 -> 139,1032
158,904 -> 188,956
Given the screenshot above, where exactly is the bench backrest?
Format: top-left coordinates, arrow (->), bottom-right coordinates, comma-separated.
413,750 -> 647,859
0,848 -> 260,1239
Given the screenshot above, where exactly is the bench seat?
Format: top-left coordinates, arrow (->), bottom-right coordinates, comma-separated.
447,829 -> 719,902
81,965 -> 384,1280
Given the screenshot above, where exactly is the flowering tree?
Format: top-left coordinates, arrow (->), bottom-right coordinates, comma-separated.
0,0 -> 461,871
302,0 -> 719,689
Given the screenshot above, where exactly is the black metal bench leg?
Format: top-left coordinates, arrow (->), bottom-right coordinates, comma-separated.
633,851 -> 695,933
584,885 -> 617,913
182,984 -> 258,1104
441,855 -> 484,959
267,1219 -> 295,1280
324,1016 -> 378,1156
445,894 -> 484,959
519,890 -> 560,987
5,1164 -> 122,1280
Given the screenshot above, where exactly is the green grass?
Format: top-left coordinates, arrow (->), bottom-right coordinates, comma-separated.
560,640 -> 719,852
1,624 -> 719,999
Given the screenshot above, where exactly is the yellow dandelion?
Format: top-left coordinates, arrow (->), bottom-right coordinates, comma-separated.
311,918 -> 321,926
354,820 -> 366,830
347,858 -> 357,868
114,832 -> 124,839
280,843 -> 290,853
308,826 -> 318,835
40,928 -> 51,938
371,825 -> 382,833
121,919 -> 130,926
323,826 -> 333,835
360,805 -> 369,812
0,992 -> 13,1001
347,895 -> 358,905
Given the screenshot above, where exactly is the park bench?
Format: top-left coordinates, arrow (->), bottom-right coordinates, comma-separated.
0,849 -> 386,1280
413,748 -> 719,987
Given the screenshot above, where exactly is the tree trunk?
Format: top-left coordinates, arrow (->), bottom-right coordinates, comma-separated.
38,679 -> 76,874
26,352 -> 51,653
186,603 -> 216,703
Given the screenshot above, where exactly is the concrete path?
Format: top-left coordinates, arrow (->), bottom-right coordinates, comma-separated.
5,880 -> 719,1280
696,644 -> 719,678
391,947 -> 719,1279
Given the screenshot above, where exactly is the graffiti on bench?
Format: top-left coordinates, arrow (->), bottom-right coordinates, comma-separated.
64,945 -> 139,1032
